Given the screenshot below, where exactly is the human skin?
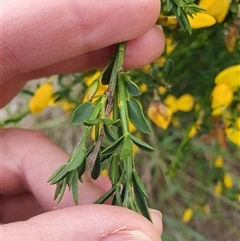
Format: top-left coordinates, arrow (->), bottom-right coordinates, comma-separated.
1,0 -> 165,240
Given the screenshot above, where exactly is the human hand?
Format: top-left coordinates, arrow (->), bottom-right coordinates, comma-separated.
1,0 -> 165,240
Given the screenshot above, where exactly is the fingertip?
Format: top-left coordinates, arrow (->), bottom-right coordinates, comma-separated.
124,25 -> 165,69
150,209 -> 163,235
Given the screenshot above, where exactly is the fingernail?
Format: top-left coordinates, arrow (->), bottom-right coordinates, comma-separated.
156,25 -> 163,31
150,208 -> 162,220
101,230 -> 153,241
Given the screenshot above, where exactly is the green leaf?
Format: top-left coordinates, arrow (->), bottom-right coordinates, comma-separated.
103,124 -> 117,142
114,185 -> 123,206
91,153 -> 101,180
77,158 -> 86,178
83,118 -> 102,126
132,171 -> 149,198
54,181 -> 63,200
72,170 -> 79,205
50,167 -> 68,184
125,77 -> 141,96
121,134 -> 133,159
94,186 -> 116,204
109,154 -> 120,185
127,97 -> 151,134
101,135 -> 124,156
132,176 -> 152,221
48,164 -> 66,183
163,59 -> 174,80
101,59 -> 114,85
72,102 -> 94,125
65,148 -> 86,172
102,118 -> 121,127
129,134 -> 155,152
56,178 -> 68,203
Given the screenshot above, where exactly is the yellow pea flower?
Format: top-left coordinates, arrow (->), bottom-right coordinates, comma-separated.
83,71 -> 107,102
214,182 -> 222,196
165,38 -> 177,55
139,83 -> 148,93
199,0 -> 230,23
189,125 -> 198,138
225,127 -> 240,147
129,121 -> 137,133
215,64 -> 240,91
176,94 -> 194,112
214,156 -> 224,168
101,169 -> 109,177
223,173 -> 233,189
188,13 -> 216,29
29,82 -> 53,114
211,84 -> 233,115
164,95 -> 178,113
158,86 -> 167,95
182,208 -> 193,224
141,64 -> 151,72
147,100 -> 172,130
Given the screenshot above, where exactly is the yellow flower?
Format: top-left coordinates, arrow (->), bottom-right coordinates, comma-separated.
182,208 -> 193,224
223,173 -> 233,189
188,13 -> 216,29
176,94 -> 194,112
29,82 -> 53,114
172,117 -> 181,128
129,121 -> 137,133
141,64 -> 151,72
165,38 -> 177,55
158,86 -> 167,95
237,194 -> 240,202
214,156 -> 224,168
211,84 -> 233,115
147,100 -> 172,130
154,56 -> 166,67
189,125 -> 198,138
83,71 -> 107,102
225,127 -> 240,146
199,0 -> 230,23
164,95 -> 178,113
139,83 -> 148,93
214,182 -> 222,196
164,94 -> 194,113
101,169 -> 109,177
215,65 -> 240,91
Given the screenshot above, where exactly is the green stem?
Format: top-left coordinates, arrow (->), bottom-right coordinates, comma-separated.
118,77 -> 130,134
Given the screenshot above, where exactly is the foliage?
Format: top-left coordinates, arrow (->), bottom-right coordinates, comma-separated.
2,0 -> 240,240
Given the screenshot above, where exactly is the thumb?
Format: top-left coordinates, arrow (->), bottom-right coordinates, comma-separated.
3,205 -> 162,241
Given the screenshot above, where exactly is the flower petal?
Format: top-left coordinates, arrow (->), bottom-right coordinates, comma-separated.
188,13 -> 216,29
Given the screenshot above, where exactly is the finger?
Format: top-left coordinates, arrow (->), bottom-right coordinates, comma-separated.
21,26 -> 165,80
3,205 -> 162,241
1,129 -> 107,221
1,26 -> 165,107
0,192 -> 43,223
2,0 -> 160,81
